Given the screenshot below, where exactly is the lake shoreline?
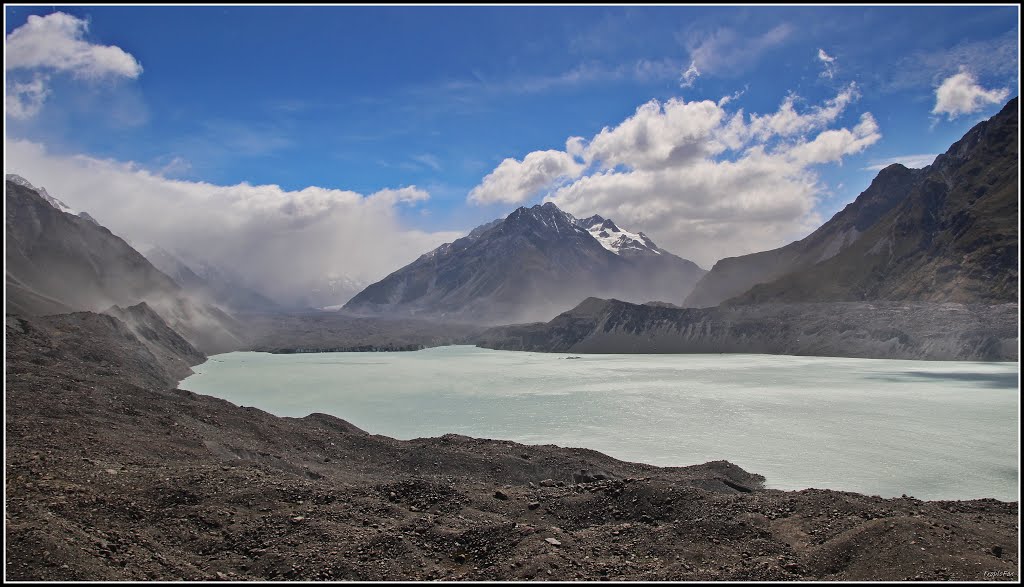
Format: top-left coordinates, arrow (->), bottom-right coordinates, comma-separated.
6,312 -> 1019,581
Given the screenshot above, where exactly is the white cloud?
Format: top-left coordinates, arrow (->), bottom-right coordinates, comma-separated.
6,12 -> 142,78
817,48 -> 837,79
680,61 -> 700,88
785,113 -> 880,166
5,12 -> 142,119
746,83 -> 858,141
468,148 -> 585,205
584,98 -> 727,171
6,139 -> 460,306
468,86 -> 881,267
862,153 -> 939,171
932,67 -> 1010,119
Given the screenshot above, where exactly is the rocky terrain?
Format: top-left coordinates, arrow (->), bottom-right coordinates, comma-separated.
343,202 -> 706,325
5,309 -> 1020,581
476,297 -> 1019,361
687,97 -> 1018,308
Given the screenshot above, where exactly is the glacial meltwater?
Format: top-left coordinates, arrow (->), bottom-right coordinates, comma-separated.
179,346 -> 1019,501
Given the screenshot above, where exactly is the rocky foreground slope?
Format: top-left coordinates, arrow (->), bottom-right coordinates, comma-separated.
5,310 -> 1018,581
476,297 -> 1019,361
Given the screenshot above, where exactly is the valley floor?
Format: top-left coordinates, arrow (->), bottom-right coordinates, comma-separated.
4,312 -> 1019,581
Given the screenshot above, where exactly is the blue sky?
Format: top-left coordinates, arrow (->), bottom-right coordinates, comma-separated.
4,5 -> 1019,298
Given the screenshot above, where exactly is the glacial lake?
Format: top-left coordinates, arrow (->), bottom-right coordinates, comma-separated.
180,346 -> 1019,502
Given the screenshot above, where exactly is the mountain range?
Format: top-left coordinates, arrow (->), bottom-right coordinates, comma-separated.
343,202 -> 706,324
475,98 -> 1018,359
5,98 -> 1017,359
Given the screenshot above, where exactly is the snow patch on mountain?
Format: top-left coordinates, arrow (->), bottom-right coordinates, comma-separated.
6,173 -> 77,215
577,215 -> 662,256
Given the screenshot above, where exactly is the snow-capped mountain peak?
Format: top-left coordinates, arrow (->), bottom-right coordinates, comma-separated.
576,214 -> 662,256
6,174 -> 77,216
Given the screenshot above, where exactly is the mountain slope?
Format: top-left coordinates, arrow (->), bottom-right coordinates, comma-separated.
5,179 -> 246,354
684,164 -> 921,308
475,297 -> 1018,361
733,97 -> 1018,305
687,97 -> 1018,308
343,202 -> 706,324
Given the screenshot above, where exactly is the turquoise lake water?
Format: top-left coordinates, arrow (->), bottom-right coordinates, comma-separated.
180,346 -> 1019,501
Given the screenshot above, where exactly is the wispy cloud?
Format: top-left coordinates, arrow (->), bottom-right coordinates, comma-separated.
412,153 -> 443,172
681,23 -> 793,78
875,30 -> 1019,95
817,49 -> 837,79
679,61 -> 700,88
5,74 -> 50,119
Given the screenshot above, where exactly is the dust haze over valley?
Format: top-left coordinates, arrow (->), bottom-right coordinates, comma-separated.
4,4 -> 1021,583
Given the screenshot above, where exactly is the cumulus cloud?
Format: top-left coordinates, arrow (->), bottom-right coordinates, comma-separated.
5,12 -> 142,119
584,98 -> 728,171
468,147 -> 585,205
785,113 -> 879,166
467,85 -> 881,267
6,139 -> 461,306
932,67 -> 1010,119
680,61 -> 700,88
817,49 -> 837,79
6,12 -> 142,78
